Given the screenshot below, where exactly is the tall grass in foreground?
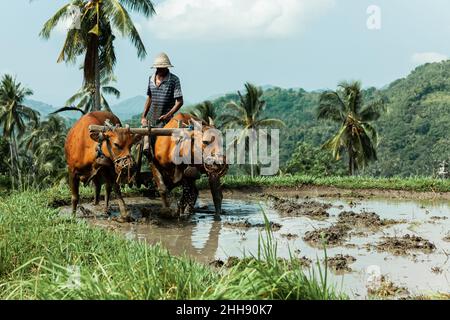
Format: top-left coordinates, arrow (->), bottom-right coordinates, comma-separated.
0,191 -> 345,300
202,214 -> 343,300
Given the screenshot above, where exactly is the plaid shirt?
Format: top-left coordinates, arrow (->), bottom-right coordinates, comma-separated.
146,72 -> 183,127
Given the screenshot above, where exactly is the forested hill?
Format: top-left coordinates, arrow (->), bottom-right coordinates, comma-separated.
208,61 -> 450,177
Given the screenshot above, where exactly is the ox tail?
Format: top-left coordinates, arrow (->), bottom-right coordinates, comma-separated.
51,107 -> 86,115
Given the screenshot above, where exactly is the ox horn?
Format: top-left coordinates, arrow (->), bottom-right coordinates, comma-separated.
104,119 -> 115,131
208,117 -> 215,127
190,118 -> 202,129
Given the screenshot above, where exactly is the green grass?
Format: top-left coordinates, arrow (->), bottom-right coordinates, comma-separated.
18,174 -> 450,210
0,190 -> 345,300
200,175 -> 450,193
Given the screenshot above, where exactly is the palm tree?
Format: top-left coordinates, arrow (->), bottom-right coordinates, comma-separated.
21,116 -> 68,187
317,81 -> 385,175
220,83 -> 285,177
65,75 -> 120,113
40,0 -> 155,111
189,101 -> 217,125
0,74 -> 39,189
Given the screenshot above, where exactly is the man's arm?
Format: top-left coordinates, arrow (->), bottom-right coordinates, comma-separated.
159,97 -> 184,121
141,96 -> 152,126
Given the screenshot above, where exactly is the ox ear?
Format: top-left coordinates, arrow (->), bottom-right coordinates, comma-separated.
89,131 -> 105,142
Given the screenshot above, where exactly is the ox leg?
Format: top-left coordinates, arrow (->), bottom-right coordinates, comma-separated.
69,170 -> 80,216
178,179 -> 198,216
93,177 -> 101,205
104,182 -> 112,215
186,179 -> 199,215
151,163 -> 169,208
177,179 -> 189,216
114,183 -> 130,221
209,174 -> 223,220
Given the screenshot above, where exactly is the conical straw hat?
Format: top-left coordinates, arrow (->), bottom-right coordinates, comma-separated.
152,52 -> 174,68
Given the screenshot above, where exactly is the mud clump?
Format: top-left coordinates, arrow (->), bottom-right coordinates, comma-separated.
337,211 -> 401,230
431,266 -> 443,274
223,220 -> 282,231
367,275 -> 409,298
375,234 -> 436,255
253,222 -> 282,231
223,220 -> 253,229
270,195 -> 331,219
326,254 -> 356,273
209,259 -> 225,268
430,216 -> 448,221
303,224 -> 351,247
209,257 -> 312,270
443,234 -> 450,242
211,256 -> 312,269
281,233 -> 299,240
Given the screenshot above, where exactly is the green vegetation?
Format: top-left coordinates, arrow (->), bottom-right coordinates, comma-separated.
317,81 -> 385,175
187,101 -> 218,124
210,175 -> 450,193
0,74 -> 68,190
0,191 -> 344,300
65,75 -> 121,113
0,75 -> 39,189
219,83 -> 286,177
206,61 -> 450,177
285,142 -> 347,177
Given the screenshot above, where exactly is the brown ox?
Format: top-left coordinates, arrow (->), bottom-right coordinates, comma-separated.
151,113 -> 228,219
65,111 -> 138,220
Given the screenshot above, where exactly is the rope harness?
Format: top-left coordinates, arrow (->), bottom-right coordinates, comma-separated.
92,123 -> 135,184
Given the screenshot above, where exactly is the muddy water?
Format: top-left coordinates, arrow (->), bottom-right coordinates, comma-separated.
62,194 -> 450,299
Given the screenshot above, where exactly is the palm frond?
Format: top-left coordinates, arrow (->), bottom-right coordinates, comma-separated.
254,118 -> 286,128
359,99 -> 386,122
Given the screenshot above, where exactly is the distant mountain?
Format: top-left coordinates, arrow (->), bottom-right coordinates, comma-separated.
110,96 -> 146,120
24,99 -> 80,123
24,99 -> 56,117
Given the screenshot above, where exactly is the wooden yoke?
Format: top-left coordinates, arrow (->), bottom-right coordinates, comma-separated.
88,125 -> 190,136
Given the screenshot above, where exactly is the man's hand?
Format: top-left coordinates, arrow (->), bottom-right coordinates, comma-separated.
158,113 -> 171,121
141,117 -> 148,127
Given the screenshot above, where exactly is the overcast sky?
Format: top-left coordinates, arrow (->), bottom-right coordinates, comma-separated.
1,0 -> 450,106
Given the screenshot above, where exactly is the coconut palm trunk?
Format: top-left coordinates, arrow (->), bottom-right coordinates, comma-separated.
348,140 -> 355,176
11,130 -> 22,189
8,140 -> 16,189
84,33 -> 101,111
94,47 -> 101,111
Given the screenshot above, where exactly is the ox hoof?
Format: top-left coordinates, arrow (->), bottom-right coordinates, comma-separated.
159,207 -> 178,219
112,215 -> 133,223
213,215 -> 222,222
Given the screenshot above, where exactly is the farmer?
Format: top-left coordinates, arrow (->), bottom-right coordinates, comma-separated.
141,52 -> 184,155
